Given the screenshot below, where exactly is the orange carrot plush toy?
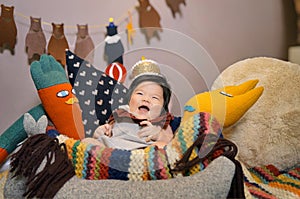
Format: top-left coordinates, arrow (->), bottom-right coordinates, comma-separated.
0,55 -> 84,165
30,54 -> 85,140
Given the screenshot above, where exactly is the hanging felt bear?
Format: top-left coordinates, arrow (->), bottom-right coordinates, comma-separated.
104,18 -> 124,65
136,0 -> 162,42
0,4 -> 17,55
25,17 -> 47,64
165,0 -> 186,18
47,23 -> 69,67
74,24 -> 95,64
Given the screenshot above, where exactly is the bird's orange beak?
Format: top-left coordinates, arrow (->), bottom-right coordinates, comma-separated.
65,97 -> 79,105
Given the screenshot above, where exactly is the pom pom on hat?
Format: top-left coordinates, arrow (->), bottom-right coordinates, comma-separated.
130,56 -> 163,80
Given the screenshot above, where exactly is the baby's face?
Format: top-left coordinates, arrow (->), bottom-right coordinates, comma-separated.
129,81 -> 164,120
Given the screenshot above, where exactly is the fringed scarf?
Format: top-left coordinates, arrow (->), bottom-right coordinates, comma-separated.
10,134 -> 75,198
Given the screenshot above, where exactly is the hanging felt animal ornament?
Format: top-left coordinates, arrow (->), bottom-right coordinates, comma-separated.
0,4 -> 17,55
105,62 -> 127,83
165,0 -> 186,18
74,24 -> 95,64
25,17 -> 47,64
136,0 -> 162,43
47,23 -> 69,67
104,18 -> 124,65
126,11 -> 136,45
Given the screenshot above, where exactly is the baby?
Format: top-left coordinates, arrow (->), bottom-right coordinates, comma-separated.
83,64 -> 174,150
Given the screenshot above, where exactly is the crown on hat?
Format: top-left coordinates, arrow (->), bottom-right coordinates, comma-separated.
130,56 -> 162,79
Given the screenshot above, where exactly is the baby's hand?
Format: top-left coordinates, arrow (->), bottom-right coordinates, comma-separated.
93,124 -> 112,139
138,121 -> 162,142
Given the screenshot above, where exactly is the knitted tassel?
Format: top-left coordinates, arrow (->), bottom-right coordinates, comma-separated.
171,133 -> 237,173
10,134 -> 55,178
10,134 -> 75,198
171,133 -> 245,199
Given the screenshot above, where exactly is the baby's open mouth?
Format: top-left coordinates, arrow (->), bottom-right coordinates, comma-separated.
138,105 -> 150,112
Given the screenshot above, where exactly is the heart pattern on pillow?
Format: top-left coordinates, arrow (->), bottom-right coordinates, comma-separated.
66,50 -> 128,137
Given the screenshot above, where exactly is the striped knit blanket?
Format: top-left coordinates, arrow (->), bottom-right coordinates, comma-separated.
243,163 -> 300,199
55,111 -> 224,180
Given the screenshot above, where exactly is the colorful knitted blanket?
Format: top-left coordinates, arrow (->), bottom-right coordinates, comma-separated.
56,111 -> 225,180
243,163 -> 300,199
10,112 -> 243,198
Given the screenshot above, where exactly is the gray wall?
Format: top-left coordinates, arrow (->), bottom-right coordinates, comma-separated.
0,0 -> 297,133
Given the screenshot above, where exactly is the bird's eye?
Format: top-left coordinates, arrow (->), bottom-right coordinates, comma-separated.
57,90 -> 69,98
219,91 -> 233,97
72,88 -> 76,95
